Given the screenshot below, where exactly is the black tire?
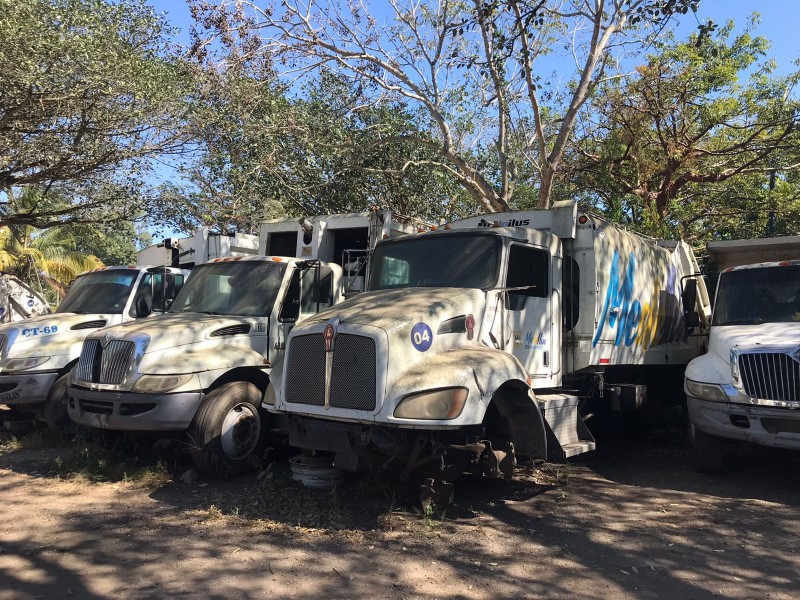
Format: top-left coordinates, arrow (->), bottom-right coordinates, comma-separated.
187,382 -> 268,477
692,424 -> 725,474
43,374 -> 70,436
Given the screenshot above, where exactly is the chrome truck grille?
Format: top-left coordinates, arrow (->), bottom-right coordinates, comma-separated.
285,332 -> 377,411
76,339 -> 135,385
738,352 -> 800,403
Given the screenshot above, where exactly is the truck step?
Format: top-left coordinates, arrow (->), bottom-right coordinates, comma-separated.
537,393 -> 596,462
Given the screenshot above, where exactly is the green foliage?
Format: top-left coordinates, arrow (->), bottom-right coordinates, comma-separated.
0,188 -> 104,301
0,0 -> 189,228
575,17 -> 800,241
161,17 -> 476,234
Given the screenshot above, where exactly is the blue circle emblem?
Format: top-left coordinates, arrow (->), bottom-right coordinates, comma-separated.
410,322 -> 433,352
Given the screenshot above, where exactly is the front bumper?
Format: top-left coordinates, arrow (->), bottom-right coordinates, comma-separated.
0,372 -> 60,406
688,396 -> 800,450
67,385 -> 205,431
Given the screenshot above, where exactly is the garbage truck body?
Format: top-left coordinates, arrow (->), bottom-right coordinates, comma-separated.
685,236 -> 800,472
0,266 -> 186,429
67,256 -> 344,475
266,202 -> 711,482
0,274 -> 50,323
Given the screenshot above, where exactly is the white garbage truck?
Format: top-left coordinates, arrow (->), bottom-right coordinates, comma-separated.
65,211 -> 422,475
685,236 -> 800,472
0,273 -> 50,323
265,201 -> 711,490
0,266 -> 187,430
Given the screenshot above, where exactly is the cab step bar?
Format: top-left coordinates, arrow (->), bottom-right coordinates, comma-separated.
537,393 -> 596,461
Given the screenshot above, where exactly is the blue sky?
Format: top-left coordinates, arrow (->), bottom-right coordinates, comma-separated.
145,0 -> 800,239
153,0 -> 800,73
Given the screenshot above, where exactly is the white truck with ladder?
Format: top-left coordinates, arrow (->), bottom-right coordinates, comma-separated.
685,236 -> 800,472
66,210 -> 422,475
265,201 -> 711,490
0,265 -> 187,430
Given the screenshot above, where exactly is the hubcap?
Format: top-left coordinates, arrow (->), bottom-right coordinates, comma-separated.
220,403 -> 261,460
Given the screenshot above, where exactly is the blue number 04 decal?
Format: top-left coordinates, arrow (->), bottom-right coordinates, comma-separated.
410,322 -> 433,352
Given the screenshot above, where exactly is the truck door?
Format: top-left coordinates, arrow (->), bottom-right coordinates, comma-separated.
505,244 -> 553,380
275,264 -> 335,357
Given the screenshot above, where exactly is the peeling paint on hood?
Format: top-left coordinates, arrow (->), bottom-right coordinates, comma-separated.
87,312 -> 259,353
0,313 -> 118,358
300,287 -> 487,336
709,323 -> 800,361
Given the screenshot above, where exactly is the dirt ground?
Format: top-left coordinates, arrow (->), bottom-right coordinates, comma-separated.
0,423 -> 798,600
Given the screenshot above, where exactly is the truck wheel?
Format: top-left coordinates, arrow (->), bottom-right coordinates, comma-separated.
43,374 -> 70,436
691,425 -> 724,474
188,382 -> 268,477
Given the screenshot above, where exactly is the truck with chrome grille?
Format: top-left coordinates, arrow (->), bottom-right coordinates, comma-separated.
685,236 -> 800,473
0,266 -> 186,432
68,256 -> 343,476
265,201 -> 711,492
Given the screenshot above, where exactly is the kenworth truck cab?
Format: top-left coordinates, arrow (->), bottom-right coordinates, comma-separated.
686,236 -> 800,472
67,256 -> 343,476
0,266 -> 186,431
265,202 -> 710,489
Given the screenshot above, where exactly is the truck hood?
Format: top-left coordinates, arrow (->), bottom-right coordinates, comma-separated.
301,287 -> 487,336
709,323 -> 800,360
87,312 -> 258,353
0,313 -> 117,356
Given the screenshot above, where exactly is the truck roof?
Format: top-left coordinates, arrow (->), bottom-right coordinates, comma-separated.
200,255 -> 321,265
707,236 -> 800,271
723,258 -> 800,272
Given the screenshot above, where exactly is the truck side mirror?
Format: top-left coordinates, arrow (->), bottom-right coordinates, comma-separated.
682,278 -> 698,313
312,267 -> 333,305
163,273 -> 176,298
135,289 -> 153,318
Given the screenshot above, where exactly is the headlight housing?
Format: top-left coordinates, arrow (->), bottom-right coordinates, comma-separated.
685,379 -> 729,402
3,356 -> 51,371
132,373 -> 194,394
393,388 -> 468,420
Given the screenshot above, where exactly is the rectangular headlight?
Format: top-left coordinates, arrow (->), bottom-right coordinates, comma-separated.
132,373 -> 194,394
685,379 -> 729,402
3,356 -> 51,371
394,388 -> 468,420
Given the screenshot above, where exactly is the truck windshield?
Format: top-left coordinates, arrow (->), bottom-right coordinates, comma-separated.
169,261 -> 287,317
370,234 -> 502,290
713,265 -> 800,325
57,270 -> 139,314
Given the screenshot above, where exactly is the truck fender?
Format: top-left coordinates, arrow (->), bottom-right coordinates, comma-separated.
201,366 -> 270,394
140,345 -> 269,376
390,347 -> 547,458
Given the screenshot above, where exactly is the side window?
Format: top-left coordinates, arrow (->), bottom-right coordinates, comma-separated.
563,257 -> 580,332
506,245 -> 548,311
279,270 -> 301,322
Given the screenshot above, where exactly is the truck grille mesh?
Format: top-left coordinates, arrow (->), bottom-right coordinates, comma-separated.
331,335 -> 376,410
76,339 -> 135,385
738,352 -> 800,403
285,334 -> 325,406
285,332 -> 377,411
